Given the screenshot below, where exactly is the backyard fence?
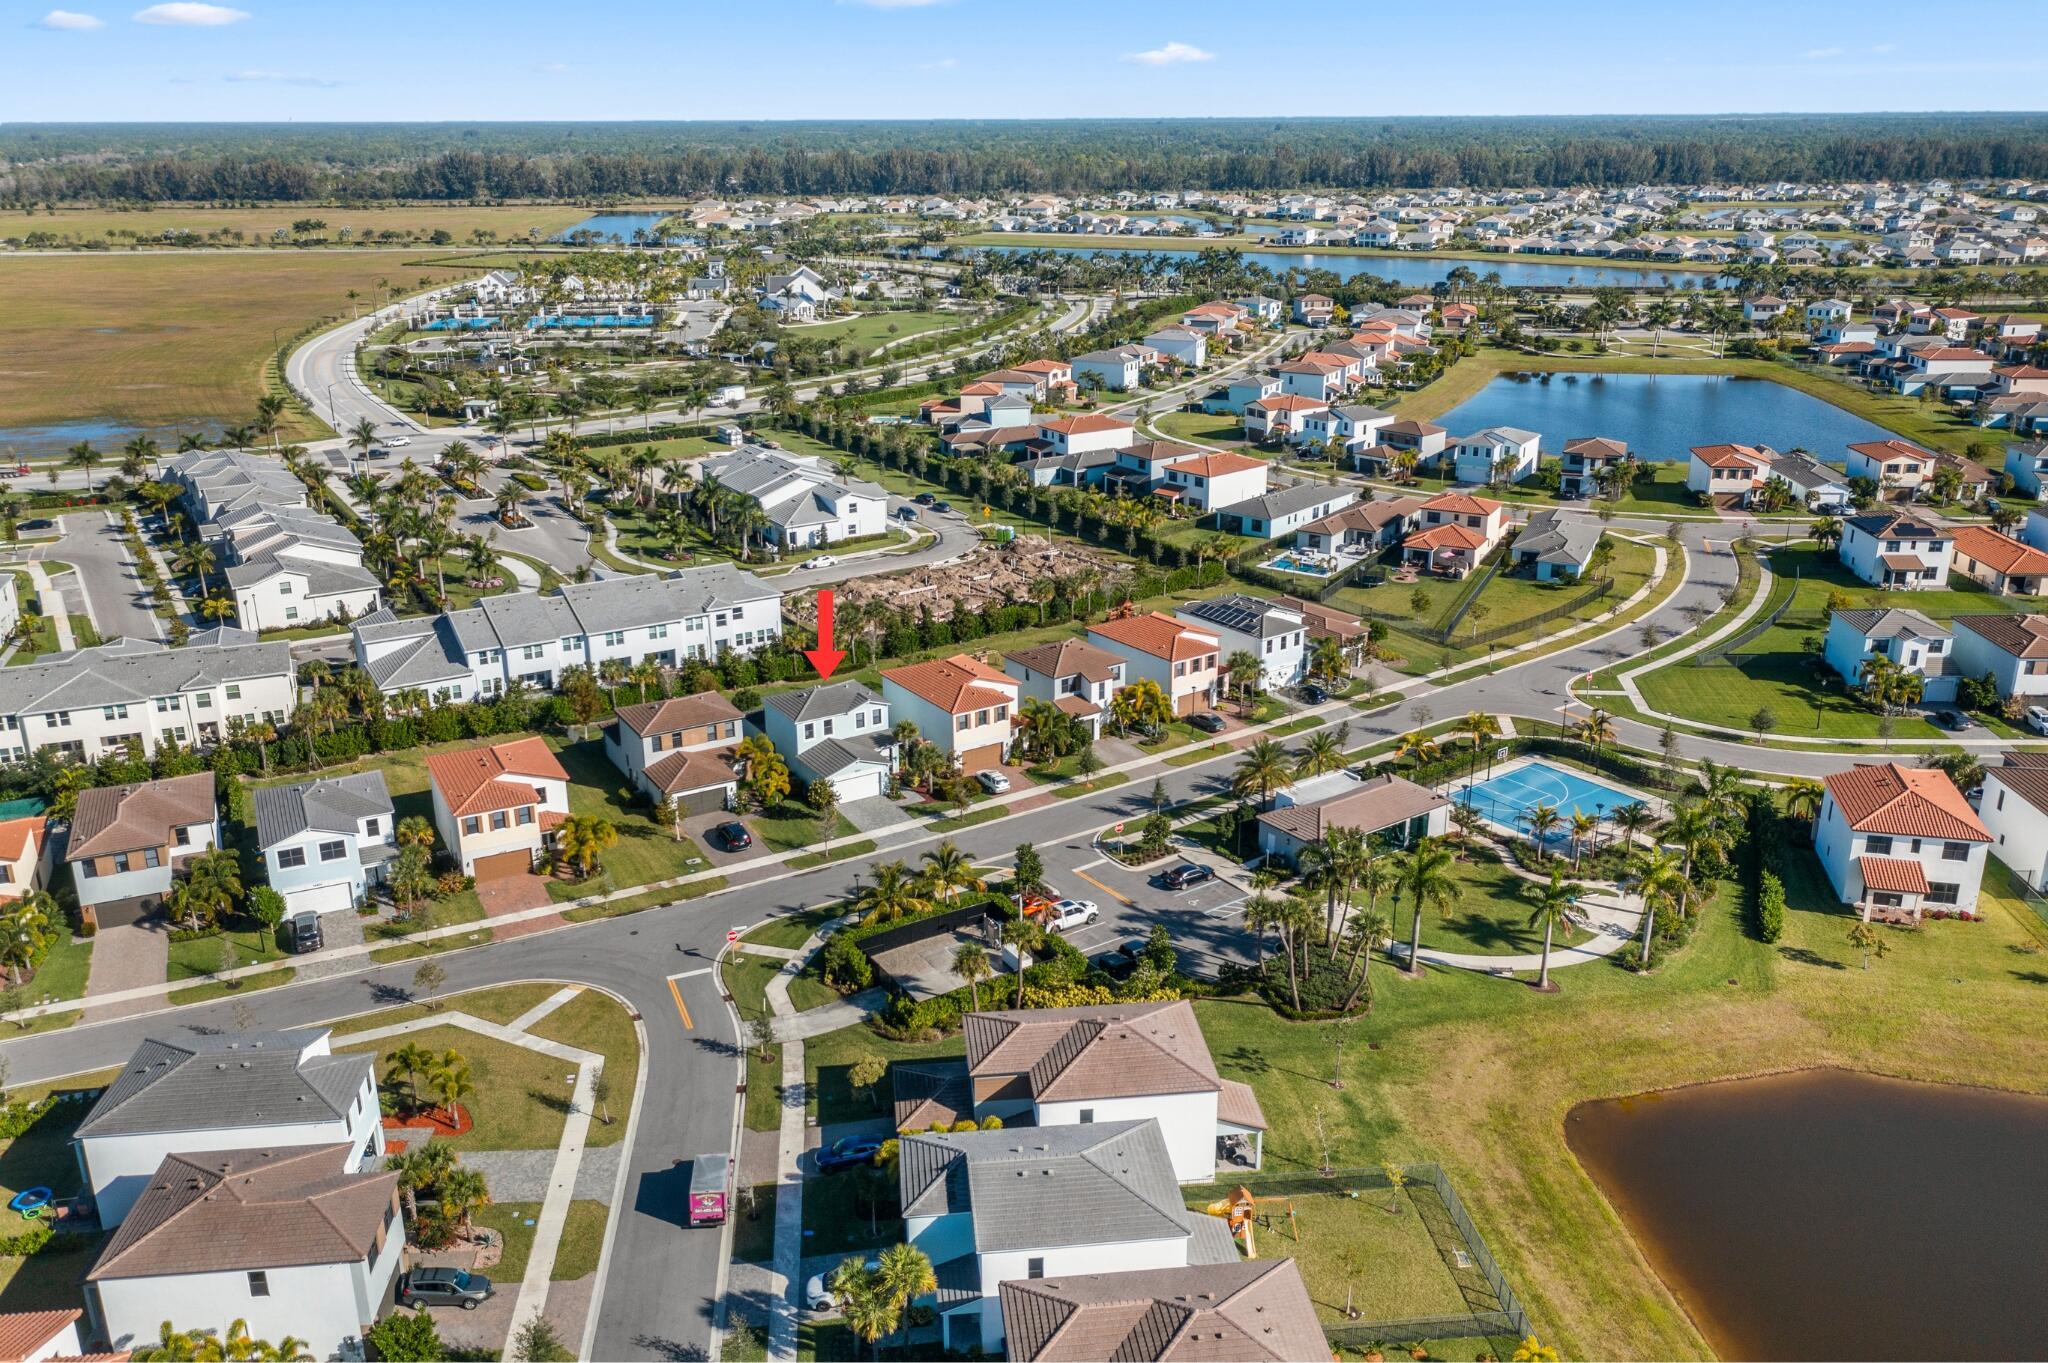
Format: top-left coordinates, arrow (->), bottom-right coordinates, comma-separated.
1192,1163 -> 1532,1348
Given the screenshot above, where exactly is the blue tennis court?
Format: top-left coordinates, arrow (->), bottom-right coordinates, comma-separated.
1456,760 -> 1648,840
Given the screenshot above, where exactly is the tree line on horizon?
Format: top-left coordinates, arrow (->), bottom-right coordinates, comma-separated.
5,114 -> 2048,204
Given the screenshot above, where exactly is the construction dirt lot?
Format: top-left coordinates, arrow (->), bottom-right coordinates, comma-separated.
785,536 -> 1131,625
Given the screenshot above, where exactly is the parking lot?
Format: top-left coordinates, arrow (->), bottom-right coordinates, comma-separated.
1042,843 -> 1257,978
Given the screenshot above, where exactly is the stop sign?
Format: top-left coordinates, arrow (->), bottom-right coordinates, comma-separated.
727,927 -> 740,944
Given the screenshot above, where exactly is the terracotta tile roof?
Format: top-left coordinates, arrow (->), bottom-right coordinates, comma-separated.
962,1001 -> 1223,1103
1915,347 -> 1988,361
1248,394 -> 1327,412
1419,491 -> 1502,517
538,809 -> 567,831
1849,438 -> 1937,464
1088,612 -> 1218,663
1171,451 -> 1265,478
1040,414 -> 1134,436
89,1145 -> 397,1281
0,816 -> 46,866
1858,856 -> 1931,894
1299,497 -> 1423,538
613,690 -> 742,738
425,737 -> 569,818
1563,437 -> 1629,459
642,747 -> 739,798
883,654 -> 1018,714
1014,359 -> 1071,375
1952,613 -> 2048,658
1691,443 -> 1774,470
1823,763 -> 1988,841
0,1309 -> 80,1363
67,774 -> 215,861
1000,1260 -> 1324,1363
1951,527 -> 2048,577
1406,523 -> 1487,552
1005,639 -> 1124,685
1987,761 -> 2048,816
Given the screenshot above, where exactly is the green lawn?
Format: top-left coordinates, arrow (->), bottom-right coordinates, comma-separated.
1151,410 -> 1250,446
549,736 -> 716,888
744,1041 -> 782,1133
474,1199 -> 608,1283
789,309 -> 961,353
167,965 -> 295,1006
1635,541 -> 2040,739
526,986 -> 643,1148
337,1024 -> 578,1152
799,1164 -> 900,1257
165,922 -> 288,983
751,802 -> 858,854
742,904 -> 845,950
1411,851 -> 1597,957
14,931 -> 91,1010
732,1183 -> 779,1263
805,1025 -> 963,1128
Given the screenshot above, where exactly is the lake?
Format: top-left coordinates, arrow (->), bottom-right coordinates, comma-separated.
555,211 -> 686,244
0,417 -> 226,460
1567,1070 -> 2048,1361
960,243 -> 1726,291
1433,372 -> 1894,458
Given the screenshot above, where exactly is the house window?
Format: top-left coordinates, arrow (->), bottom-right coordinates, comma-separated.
79,862 -> 96,879
365,818 -> 380,837
561,638 -> 579,652
112,854 -> 129,874
1864,835 -> 1893,855
955,714 -> 971,732
173,825 -> 190,847
248,1271 -> 269,1298
320,840 -> 347,862
803,722 -> 815,740
523,644 -> 545,660
823,718 -> 835,736
1927,882 -> 1961,906
195,694 -> 212,709
144,848 -> 160,869
1027,1258 -> 1045,1280
490,810 -> 509,831
649,624 -> 669,640
517,807 -> 533,826
277,847 -> 306,869
102,704 -> 128,721
1078,1108 -> 1094,1124
284,607 -> 299,621
604,631 -> 625,647
462,816 -> 481,836
1941,841 -> 1971,861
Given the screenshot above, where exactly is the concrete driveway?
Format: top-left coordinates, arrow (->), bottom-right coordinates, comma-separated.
53,513 -> 163,643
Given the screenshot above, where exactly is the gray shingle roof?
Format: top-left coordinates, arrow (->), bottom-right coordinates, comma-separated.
0,636 -> 291,719
77,1031 -> 369,1139
796,733 -> 893,780
1217,482 -> 1356,524
251,772 -> 393,850
897,1120 -> 1191,1254
762,681 -> 880,724
1514,509 -> 1604,568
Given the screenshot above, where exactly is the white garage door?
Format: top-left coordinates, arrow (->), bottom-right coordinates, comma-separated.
287,880 -> 355,915
832,769 -> 885,801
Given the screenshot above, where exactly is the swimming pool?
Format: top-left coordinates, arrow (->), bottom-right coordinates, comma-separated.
1264,554 -> 1333,577
1455,760 -> 1649,837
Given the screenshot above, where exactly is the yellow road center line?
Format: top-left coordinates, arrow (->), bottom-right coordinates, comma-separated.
668,975 -> 694,1030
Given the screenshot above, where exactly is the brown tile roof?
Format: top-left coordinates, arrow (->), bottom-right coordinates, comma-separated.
1405,522 -> 1486,552
0,1309 -> 81,1363
1691,443 -> 1773,470
1256,773 -> 1449,843
1248,394 -> 1327,412
1217,1079 -> 1267,1132
1563,436 -> 1628,459
1172,452 -> 1266,478
1951,527 -> 2048,578
613,690 -> 742,739
1382,419 -> 1445,437
89,1145 -> 397,1281
962,1001 -> 1223,1103
1041,414 -> 1134,436
1878,553 -> 1929,571
1849,438 -> 1937,465
1988,760 -> 2048,816
67,774 -> 215,861
1006,639 -> 1125,686
1000,1260 -> 1325,1363
1277,596 -> 1365,641
1014,359 -> 1071,376
643,747 -> 739,798
1299,497 -> 1424,539
883,654 -> 1018,715
892,1060 -> 972,1132
1089,613 -> 1218,663
1822,763 -> 1988,841
425,737 -> 568,818
1858,856 -> 1931,894
0,816 -> 46,866
1419,491 -> 1502,517
1952,613 -> 2048,658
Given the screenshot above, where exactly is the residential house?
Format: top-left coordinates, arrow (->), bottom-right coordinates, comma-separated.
1178,302 -> 1246,338
1071,346 -> 1155,392
759,682 -> 894,801
897,1120 -> 1239,1355
1741,294 -> 1791,324
1512,509 -> 1603,580
1686,444 -> 1775,500
1814,763 -> 1990,920
1450,427 -> 1542,486
1402,492 -> 1509,575
1003,640 -> 1126,743
215,504 -> 382,632
0,815 -> 48,903
1560,437 -> 1629,500
699,447 -> 888,551
1978,756 -> 2048,890
1757,453 -> 1854,510
1213,483 -> 1357,540
1846,439 -> 1938,495
350,564 -> 782,703
1142,326 -> 1208,368
1948,527 -> 2048,597
1276,596 -> 1367,653
0,631 -> 295,766
998,1260 -> 1327,1363
1086,614 -> 1221,717
252,773 -> 396,915
1243,394 -> 1327,442
2006,441 -> 2048,498
1201,374 -> 1281,416
881,655 -> 1019,773
1157,452 -> 1268,514
1298,403 -> 1394,457
72,1028 -> 383,1228
1103,442 -> 1207,499
1379,419 -> 1449,459
605,691 -> 743,811
1837,512 -> 1955,589
1929,451 -> 1994,502
1036,415 -> 1139,457
1822,608 -> 1957,703
1948,614 -> 2048,702
0,1309 -> 85,1363
1256,771 -> 1451,866
86,1144 -> 401,1360
1806,299 -> 1854,327
1274,356 -> 1350,402
424,737 -> 570,878
1291,294 -> 1334,325
64,773 -> 217,930
1236,295 -> 1283,326
160,449 -> 308,526
1293,496 -> 1425,558
1175,595 -> 1306,689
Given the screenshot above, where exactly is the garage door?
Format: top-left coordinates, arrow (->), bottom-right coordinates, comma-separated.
831,769 -> 884,801
1176,692 -> 1209,717
473,849 -> 534,881
679,784 -> 732,816
287,880 -> 355,915
957,743 -> 1003,774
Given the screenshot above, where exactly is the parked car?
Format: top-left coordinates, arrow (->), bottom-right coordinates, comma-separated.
1045,899 -> 1100,932
365,448 -> 391,460
807,1258 -> 880,1313
1159,864 -> 1213,891
1188,711 -> 1227,734
1932,708 -> 1977,732
1300,682 -> 1329,704
386,435 -> 412,447
932,500 -> 953,514
1089,949 -> 1137,980
2028,706 -> 2048,737
814,1135 -> 884,1175
712,821 -> 753,852
17,519 -> 51,532
976,770 -> 1011,794
914,492 -> 936,507
896,505 -> 919,521
396,1268 -> 492,1311
282,910 -> 323,954
804,555 -> 839,569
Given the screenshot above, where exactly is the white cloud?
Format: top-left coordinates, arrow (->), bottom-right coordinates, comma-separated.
226,68 -> 340,86
134,2 -> 249,24
1123,40 -> 1213,67
920,56 -> 959,70
1803,46 -> 1844,59
38,9 -> 104,28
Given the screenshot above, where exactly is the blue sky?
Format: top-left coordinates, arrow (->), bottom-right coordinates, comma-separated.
5,1 -> 2045,123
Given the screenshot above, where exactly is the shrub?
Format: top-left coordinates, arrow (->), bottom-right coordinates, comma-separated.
1256,939 -> 1374,1018
820,934 -> 873,993
1755,869 -> 1787,943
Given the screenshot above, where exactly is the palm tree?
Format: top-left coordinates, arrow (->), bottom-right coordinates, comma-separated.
1661,801 -> 1720,915
1391,837 -> 1458,976
388,1041 -> 435,1114
1394,730 -> 1439,767
438,1164 -> 490,1234
429,1051 -> 475,1124
1231,739 -> 1292,810
1525,867 -> 1580,992
999,916 -> 1039,1007
173,541 -> 218,595
1224,650 -> 1263,716
1575,708 -> 1616,752
347,418 -> 379,468
555,814 -> 619,878
952,942 -> 991,1011
1568,811 -> 1598,868
919,841 -> 983,904
1524,802 -> 1564,856
390,1140 -> 454,1226
1293,731 -> 1344,781
856,861 -> 932,927
1340,906 -> 1392,1012
1629,847 -> 1688,964
837,1267 -> 900,1363
1783,778 -> 1825,824
874,1243 -> 938,1351
396,815 -> 436,851
1460,711 -> 1501,776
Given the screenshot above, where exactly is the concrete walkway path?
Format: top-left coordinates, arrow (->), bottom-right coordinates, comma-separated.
1396,885 -> 1643,974
22,563 -> 73,651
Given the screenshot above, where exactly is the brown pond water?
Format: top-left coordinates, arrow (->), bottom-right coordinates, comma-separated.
1566,1069 -> 2048,1361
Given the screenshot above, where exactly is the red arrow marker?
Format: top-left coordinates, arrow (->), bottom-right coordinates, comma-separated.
803,588 -> 847,680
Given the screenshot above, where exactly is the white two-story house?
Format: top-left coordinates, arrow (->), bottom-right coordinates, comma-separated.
700,446 -> 889,552
218,505 -> 382,632
1948,614 -> 2048,702
1003,639 -> 1126,742
1086,613 -> 1221,717
759,681 -> 895,801
425,737 -> 570,879
1821,608 -> 1957,703
1176,595 -> 1306,690
1838,512 -> 1954,590
1814,763 -> 1990,920
1449,426 -> 1541,486
252,772 -> 396,915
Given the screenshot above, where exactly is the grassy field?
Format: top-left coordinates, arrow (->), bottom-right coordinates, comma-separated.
548,736 -> 716,890
787,310 -> 961,353
1409,851 -> 1597,957
475,1199 -> 609,1284
0,252 -> 491,440
1150,410 -> 1249,446
0,204 -> 593,248
1634,541 -> 2039,739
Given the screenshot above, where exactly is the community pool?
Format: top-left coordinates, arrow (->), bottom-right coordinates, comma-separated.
527,314 -> 656,329
420,317 -> 499,331
1455,759 -> 1649,837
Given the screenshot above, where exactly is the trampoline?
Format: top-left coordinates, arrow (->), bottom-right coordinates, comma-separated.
1456,760 -> 1648,840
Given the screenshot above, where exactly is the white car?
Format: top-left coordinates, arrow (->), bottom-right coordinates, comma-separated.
805,1258 -> 878,1313
1045,899 -> 1099,932
976,770 -> 1011,794
2028,706 -> 2048,736
804,555 -> 839,570
386,435 -> 411,447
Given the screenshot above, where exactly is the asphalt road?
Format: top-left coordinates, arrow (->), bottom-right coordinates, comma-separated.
44,511 -> 164,644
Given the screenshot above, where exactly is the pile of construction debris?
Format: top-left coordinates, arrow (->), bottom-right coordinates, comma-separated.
784,536 -> 1127,625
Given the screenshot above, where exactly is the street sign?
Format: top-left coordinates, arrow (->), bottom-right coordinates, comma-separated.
1114,822 -> 1124,835
726,927 -> 740,944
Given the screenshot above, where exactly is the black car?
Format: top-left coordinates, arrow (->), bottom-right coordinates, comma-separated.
1300,683 -> 1329,704
815,1136 -> 884,1175
1089,949 -> 1137,981
396,1267 -> 493,1310
283,910 -> 323,954
713,821 -> 753,851
1160,864 -> 1214,891
1188,711 -> 1226,734
914,492 -> 936,507
932,500 -> 953,514
1933,709 -> 1976,732
17,519 -> 51,532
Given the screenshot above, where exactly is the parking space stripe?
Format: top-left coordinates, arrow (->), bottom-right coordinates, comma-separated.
1071,869 -> 1135,906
